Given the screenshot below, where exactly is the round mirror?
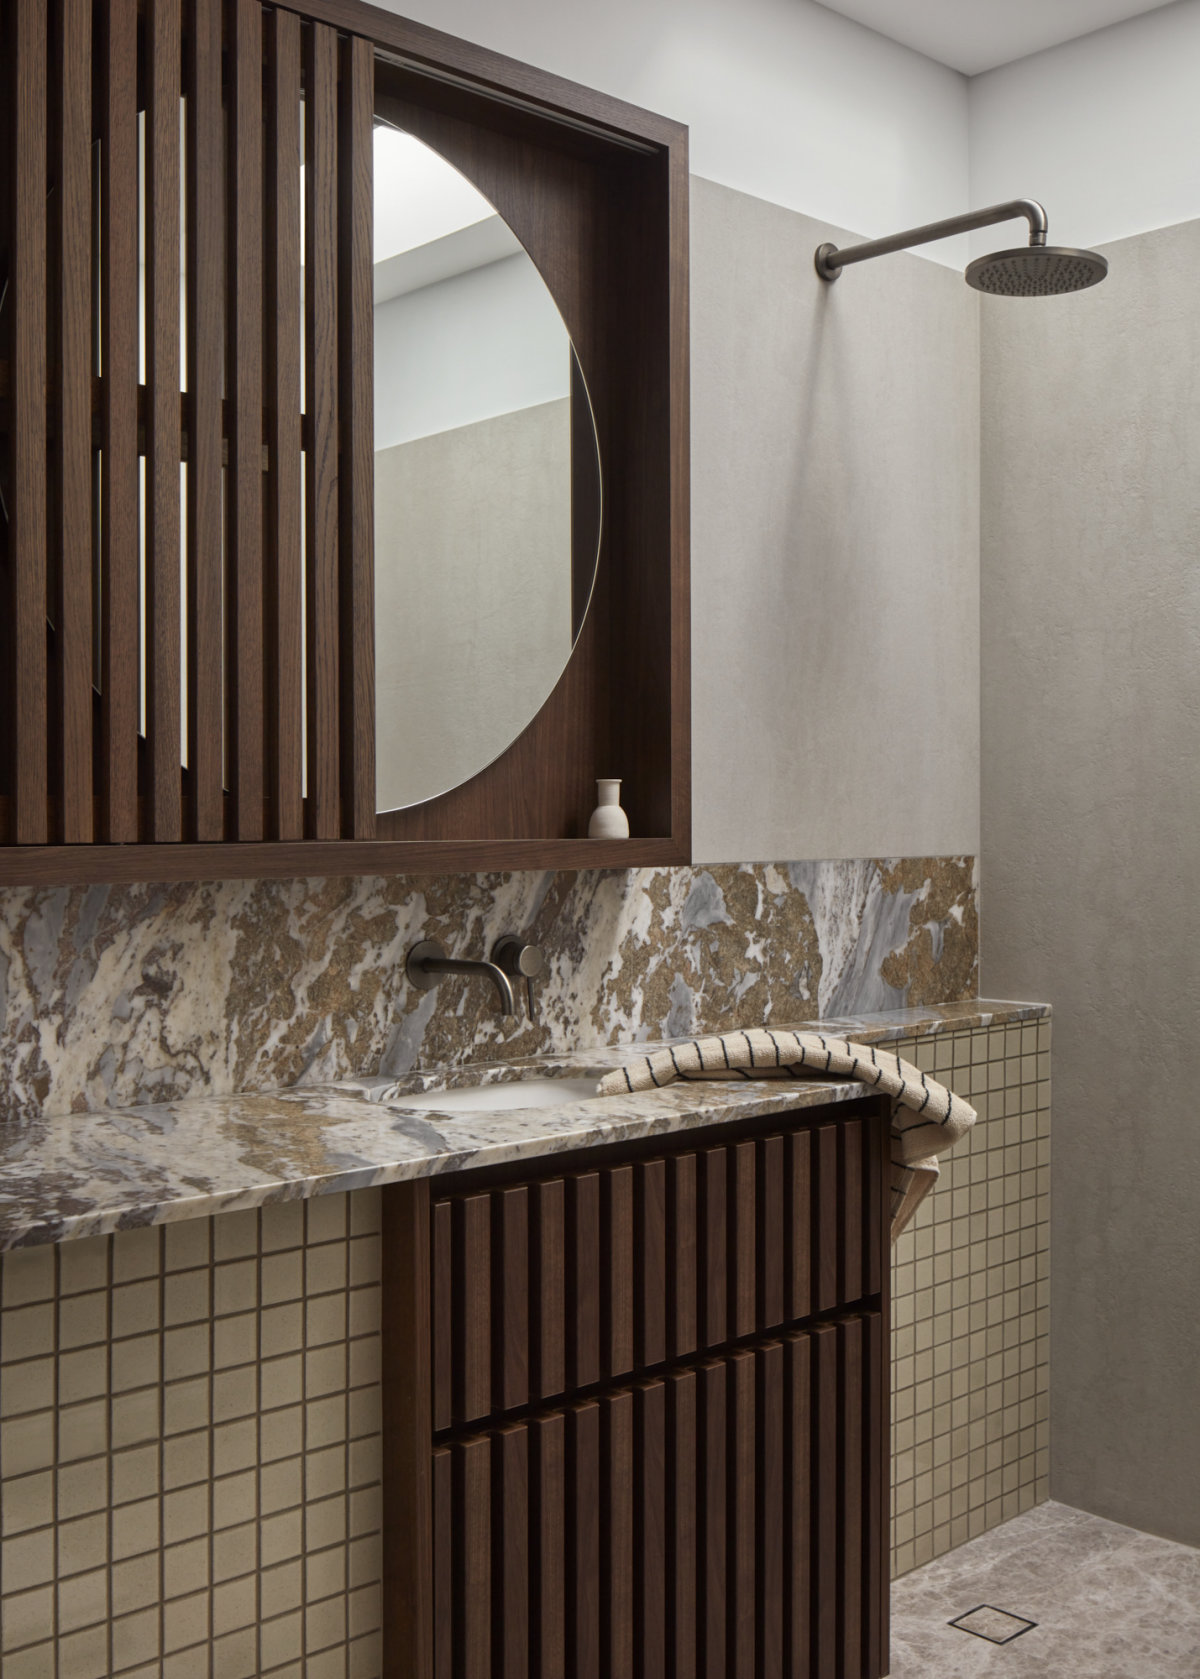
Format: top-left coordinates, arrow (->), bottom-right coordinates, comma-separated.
372,125 -> 602,813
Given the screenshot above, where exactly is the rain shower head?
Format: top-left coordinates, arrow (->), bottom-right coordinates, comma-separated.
815,198 -> 1108,296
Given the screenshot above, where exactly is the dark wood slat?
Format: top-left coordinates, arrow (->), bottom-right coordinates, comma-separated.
731,1140 -> 757,1340
455,1194 -> 492,1425
495,1424 -> 530,1679
789,1130 -> 812,1324
457,1435 -> 492,1679
814,1126 -> 840,1315
700,1149 -> 727,1350
605,1164 -> 635,1380
604,1388 -> 635,1679
431,1199 -> 453,1432
758,1135 -> 785,1331
184,0 -> 224,841
758,1341 -> 784,1679
225,0 -> 264,839
568,1174 -> 601,1391
54,0 -> 93,842
786,1333 -> 811,1679
667,1368 -> 697,1679
636,1379 -> 667,1676
144,0 -> 183,840
729,1348 -> 755,1679
841,1119 -> 865,1305
337,30 -> 376,837
97,0 -> 139,843
811,1322 -> 838,1679
531,1412 -> 565,1679
533,1179 -> 566,1402
669,1152 -> 698,1361
637,1158 -> 667,1370
303,18 -> 340,839
699,1360 -> 726,1677
382,1182 -> 434,1679
12,0 -> 49,843
839,1316 -> 865,1679
865,1310 -> 887,1679
495,1186 -> 530,1414
568,1401 -> 601,1679
264,5 -> 304,840
865,1111 -> 884,1300
432,1445 -> 453,1679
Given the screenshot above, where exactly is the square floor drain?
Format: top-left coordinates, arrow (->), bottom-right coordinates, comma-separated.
949,1605 -> 1038,1644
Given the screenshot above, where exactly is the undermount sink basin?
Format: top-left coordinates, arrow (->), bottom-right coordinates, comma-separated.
385,1076 -> 601,1113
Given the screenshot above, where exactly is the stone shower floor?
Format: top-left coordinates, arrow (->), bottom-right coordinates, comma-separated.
888,1499 -> 1200,1677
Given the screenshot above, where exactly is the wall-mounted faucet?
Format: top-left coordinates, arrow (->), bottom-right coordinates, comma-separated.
405,936 -> 547,1018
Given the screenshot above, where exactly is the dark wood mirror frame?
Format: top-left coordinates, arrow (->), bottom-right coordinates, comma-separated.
0,0 -> 689,885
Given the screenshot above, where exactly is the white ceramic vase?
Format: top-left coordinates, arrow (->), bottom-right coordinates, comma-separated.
588,778 -> 630,839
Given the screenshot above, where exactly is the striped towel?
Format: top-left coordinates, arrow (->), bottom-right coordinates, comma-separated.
597,1029 -> 975,1241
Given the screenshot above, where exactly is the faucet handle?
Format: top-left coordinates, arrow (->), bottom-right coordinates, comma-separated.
491,937 -> 547,1019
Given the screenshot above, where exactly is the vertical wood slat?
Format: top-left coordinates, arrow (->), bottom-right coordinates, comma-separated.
729,1349 -> 755,1679
432,1446 -> 453,1679
458,1435 -> 492,1679
12,0 -> 49,842
638,1158 -> 668,1369
730,1140 -> 757,1340
786,1332 -> 812,1679
759,1135 -> 785,1331
455,1194 -> 491,1425
568,1401 -> 601,1679
842,1118 -> 864,1305
605,1165 -> 635,1380
699,1360 -> 726,1675
495,1424 -> 530,1679
701,1149 -> 727,1350
226,0 -> 264,839
840,1316 -> 865,1679
865,1310 -> 887,1679
636,1379 -> 667,1677
865,1111 -> 884,1300
757,1342 -> 784,1679
814,1125 -> 840,1314
533,1179 -> 566,1403
604,1389 -> 635,1679
337,31 -> 376,836
667,1368 -> 697,1679
789,1129 -> 812,1323
145,0 -> 183,841
568,1174 -> 601,1391
496,1186 -> 530,1414
303,19 -> 341,839
382,1182 -> 434,1679
811,1322 -> 839,1679
431,1199 -> 453,1432
98,0 -> 139,842
185,0 -> 225,842
531,1412 -> 566,1679
264,5 -> 304,839
54,0 -> 93,842
669,1153 -> 698,1361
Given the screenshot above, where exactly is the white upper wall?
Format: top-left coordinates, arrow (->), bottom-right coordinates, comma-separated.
969,0 -> 1200,252
370,0 -> 971,265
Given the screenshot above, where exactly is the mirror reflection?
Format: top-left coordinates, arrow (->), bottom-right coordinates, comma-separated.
371,125 -> 602,814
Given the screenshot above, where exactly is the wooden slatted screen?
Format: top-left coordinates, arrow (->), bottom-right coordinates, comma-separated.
0,0 -> 375,845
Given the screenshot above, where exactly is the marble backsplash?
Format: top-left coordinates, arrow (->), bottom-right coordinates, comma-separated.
0,857 -> 977,1124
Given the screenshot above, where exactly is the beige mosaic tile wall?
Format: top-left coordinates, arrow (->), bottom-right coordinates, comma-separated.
890,1016 -> 1051,1579
0,1019 -> 1048,1671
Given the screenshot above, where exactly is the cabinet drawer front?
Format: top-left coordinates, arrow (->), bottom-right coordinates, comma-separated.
431,1312 -> 886,1679
431,1110 -> 887,1429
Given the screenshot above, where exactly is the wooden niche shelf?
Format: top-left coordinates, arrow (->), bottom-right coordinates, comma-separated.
0,0 -> 690,885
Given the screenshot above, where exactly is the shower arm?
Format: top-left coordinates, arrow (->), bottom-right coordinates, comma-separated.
815,198 -> 1048,280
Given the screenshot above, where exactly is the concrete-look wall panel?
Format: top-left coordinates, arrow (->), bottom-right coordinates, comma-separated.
691,179 -> 980,864
980,218 -> 1200,1546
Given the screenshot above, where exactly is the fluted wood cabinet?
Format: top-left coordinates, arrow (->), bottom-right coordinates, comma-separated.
381,1096 -> 892,1679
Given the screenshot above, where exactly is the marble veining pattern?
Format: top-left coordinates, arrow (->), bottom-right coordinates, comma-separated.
0,1000 -> 1045,1251
0,858 -> 977,1126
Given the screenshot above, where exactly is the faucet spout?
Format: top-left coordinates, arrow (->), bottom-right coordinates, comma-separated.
405,940 -> 517,1016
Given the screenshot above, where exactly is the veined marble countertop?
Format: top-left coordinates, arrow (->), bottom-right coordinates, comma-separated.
0,999 -> 1048,1250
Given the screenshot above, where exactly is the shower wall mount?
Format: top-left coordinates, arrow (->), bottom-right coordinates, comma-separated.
815,197 -> 1108,296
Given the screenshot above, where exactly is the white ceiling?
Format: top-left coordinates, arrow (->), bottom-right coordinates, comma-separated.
813,0 -> 1180,74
